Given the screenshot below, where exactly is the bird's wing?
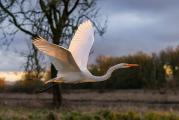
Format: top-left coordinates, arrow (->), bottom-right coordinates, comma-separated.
33,37 -> 80,72
69,20 -> 94,70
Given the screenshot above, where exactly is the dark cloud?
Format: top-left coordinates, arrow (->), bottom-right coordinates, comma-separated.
99,0 -> 179,14
92,0 -> 179,59
1,0 -> 179,69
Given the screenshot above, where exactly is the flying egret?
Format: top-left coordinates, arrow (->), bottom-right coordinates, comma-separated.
33,20 -> 138,84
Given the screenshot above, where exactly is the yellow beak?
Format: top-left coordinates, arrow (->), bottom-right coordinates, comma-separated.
126,64 -> 139,68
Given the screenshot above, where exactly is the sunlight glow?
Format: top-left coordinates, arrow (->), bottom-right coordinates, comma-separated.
0,72 -> 24,82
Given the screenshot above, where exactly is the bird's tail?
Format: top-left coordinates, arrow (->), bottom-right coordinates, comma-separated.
44,77 -> 64,84
35,78 -> 63,93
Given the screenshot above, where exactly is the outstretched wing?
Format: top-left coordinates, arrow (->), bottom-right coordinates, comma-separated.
69,20 -> 94,70
33,37 -> 80,72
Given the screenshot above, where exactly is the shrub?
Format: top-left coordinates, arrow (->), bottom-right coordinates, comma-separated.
0,77 -> 5,91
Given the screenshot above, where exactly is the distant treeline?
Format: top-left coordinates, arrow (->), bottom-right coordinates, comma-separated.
1,46 -> 179,92
62,46 -> 179,89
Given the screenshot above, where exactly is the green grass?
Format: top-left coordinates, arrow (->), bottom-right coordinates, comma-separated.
0,107 -> 179,120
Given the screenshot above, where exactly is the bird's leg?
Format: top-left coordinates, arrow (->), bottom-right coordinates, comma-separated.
35,79 -> 64,93
35,83 -> 56,93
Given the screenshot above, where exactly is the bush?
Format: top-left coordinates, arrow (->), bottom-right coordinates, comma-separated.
0,77 -> 5,91
9,79 -> 44,93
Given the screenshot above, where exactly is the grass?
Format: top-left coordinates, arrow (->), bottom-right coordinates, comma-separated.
0,106 -> 179,120
1,91 -> 179,120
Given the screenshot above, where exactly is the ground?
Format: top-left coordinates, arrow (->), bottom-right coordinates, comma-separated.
0,89 -> 179,119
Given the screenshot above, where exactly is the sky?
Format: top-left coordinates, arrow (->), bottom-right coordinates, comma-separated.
93,0 -> 179,56
0,0 -> 179,71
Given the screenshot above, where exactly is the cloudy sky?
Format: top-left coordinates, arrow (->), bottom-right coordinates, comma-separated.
93,0 -> 179,56
0,0 -> 179,71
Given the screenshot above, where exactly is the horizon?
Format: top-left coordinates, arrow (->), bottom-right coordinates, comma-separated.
1,44 -> 179,82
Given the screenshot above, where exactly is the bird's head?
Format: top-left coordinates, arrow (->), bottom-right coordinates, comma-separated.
118,63 -> 139,68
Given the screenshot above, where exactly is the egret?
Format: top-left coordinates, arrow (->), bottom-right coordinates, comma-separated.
33,20 -> 138,84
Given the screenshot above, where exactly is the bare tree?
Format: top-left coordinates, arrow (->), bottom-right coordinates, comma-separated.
0,0 -> 106,107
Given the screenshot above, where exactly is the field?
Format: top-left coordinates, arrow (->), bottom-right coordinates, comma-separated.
1,89 -> 179,120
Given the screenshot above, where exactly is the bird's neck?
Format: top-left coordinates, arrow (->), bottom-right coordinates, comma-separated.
87,64 -> 122,82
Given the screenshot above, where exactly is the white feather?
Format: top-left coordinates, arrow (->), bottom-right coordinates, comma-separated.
69,20 -> 94,70
32,37 -> 80,73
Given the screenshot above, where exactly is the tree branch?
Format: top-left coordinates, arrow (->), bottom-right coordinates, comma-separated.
0,0 -> 35,36
39,0 -> 55,33
68,0 -> 80,15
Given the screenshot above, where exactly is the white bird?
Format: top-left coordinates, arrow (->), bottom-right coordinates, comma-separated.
33,20 -> 138,84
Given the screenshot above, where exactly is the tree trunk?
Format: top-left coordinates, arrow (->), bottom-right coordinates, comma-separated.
51,64 -> 62,107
